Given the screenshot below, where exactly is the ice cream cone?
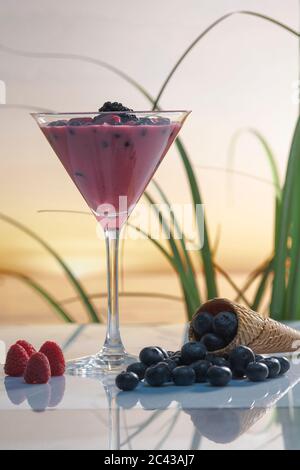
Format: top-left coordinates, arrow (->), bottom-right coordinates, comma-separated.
189,298 -> 300,355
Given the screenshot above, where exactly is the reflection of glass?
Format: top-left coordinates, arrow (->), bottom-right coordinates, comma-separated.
32,111 -> 190,374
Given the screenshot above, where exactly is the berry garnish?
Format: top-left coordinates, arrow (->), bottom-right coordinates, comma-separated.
246,362 -> 269,382
172,366 -> 195,386
229,346 -> 255,378
139,347 -> 164,366
24,352 -> 51,384
213,311 -> 238,342
192,312 -> 214,338
181,341 -> 207,364
115,371 -> 139,391
4,344 -> 29,377
16,340 -> 36,358
207,366 -> 232,387
39,341 -> 65,377
48,120 -> 67,126
126,362 -> 147,380
98,101 -> 133,112
201,333 -> 226,352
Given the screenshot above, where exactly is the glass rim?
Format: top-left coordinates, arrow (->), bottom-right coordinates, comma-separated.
31,110 -> 191,117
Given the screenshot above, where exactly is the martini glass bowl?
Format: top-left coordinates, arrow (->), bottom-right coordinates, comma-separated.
32,110 -> 190,375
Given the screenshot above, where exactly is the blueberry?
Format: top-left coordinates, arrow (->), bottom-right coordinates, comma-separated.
161,359 -> 177,372
68,119 -> 84,126
139,117 -> 153,125
259,358 -> 281,379
213,311 -> 238,343
48,120 -> 67,127
246,362 -> 269,382
155,346 -> 169,359
139,347 -> 164,366
181,342 -> 207,364
191,360 -> 211,383
209,356 -> 230,368
255,354 -> 264,362
172,366 -> 195,386
201,333 -> 226,352
192,312 -> 213,338
207,366 -> 232,387
126,362 -> 147,380
171,354 -> 183,366
275,356 -> 290,375
229,346 -> 255,377
115,371 -> 139,391
144,363 -> 170,386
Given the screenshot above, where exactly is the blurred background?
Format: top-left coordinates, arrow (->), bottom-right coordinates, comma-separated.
0,0 -> 299,324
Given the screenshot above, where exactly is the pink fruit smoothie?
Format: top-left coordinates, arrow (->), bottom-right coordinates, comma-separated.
42,118 -> 181,229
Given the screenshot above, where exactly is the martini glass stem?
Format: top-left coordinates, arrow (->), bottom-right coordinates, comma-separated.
102,228 -> 125,358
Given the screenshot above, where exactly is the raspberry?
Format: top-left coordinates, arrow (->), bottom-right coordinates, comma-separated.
4,344 -> 29,377
24,352 -> 51,384
39,341 -> 65,376
16,340 -> 36,358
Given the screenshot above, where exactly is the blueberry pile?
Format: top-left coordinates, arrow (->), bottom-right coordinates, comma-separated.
48,102 -> 170,127
115,343 -> 291,392
191,310 -> 238,351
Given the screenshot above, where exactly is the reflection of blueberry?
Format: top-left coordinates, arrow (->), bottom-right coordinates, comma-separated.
181,342 -> 207,364
275,356 -> 290,375
116,392 -> 139,409
124,141 -> 131,148
68,120 -> 83,126
172,366 -> 195,386
191,360 -> 211,383
4,377 -> 26,405
115,372 -> 139,391
127,362 -> 147,380
139,347 -> 164,366
48,376 -> 66,407
213,311 -> 238,342
101,141 -> 109,149
201,333 -> 226,352
114,133 -> 121,139
139,393 -> 172,410
27,384 -> 51,412
145,363 -> 170,386
207,366 -> 232,387
259,358 -> 281,379
192,312 -> 213,338
246,362 -> 269,382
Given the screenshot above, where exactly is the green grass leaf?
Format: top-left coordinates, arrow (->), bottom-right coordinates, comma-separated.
0,270 -> 75,323
0,212 -> 100,322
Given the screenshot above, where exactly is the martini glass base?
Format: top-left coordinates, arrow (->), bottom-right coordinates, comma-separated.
66,351 -> 137,376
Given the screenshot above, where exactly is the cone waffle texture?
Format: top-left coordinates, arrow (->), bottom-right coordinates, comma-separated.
189,297 -> 300,355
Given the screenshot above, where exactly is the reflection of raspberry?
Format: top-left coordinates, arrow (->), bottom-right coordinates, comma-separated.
16,340 -> 36,358
4,344 -> 29,377
39,341 -> 65,376
24,353 -> 51,384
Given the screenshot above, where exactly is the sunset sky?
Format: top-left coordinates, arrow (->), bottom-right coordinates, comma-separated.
0,0 -> 299,322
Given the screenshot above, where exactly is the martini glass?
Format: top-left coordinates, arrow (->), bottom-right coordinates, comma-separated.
32,110 -> 190,375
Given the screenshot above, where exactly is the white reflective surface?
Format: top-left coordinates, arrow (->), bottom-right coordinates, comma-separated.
1,324 -> 300,450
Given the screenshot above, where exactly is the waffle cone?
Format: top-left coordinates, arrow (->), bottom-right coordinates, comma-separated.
189,297 -> 300,355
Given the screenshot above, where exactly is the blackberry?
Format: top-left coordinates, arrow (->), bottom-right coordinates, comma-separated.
98,101 -> 133,112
